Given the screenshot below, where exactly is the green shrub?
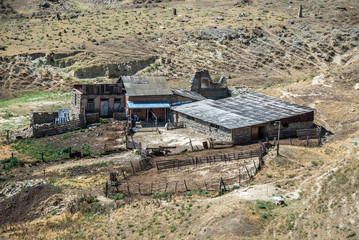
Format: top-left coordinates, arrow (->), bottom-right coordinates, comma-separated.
100,118 -> 109,124
152,192 -> 167,199
1,157 -> 24,170
113,194 -> 124,200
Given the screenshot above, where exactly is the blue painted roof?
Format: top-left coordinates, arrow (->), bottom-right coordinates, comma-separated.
127,101 -> 170,109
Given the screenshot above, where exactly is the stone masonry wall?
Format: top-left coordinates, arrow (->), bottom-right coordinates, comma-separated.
232,127 -> 252,144
178,114 -> 233,142
31,112 -> 58,125
267,121 -> 314,132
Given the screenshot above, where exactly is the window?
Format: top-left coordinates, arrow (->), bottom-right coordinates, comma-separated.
74,92 -> 77,106
87,99 -> 95,113
283,123 -> 289,128
114,99 -> 121,112
210,124 -> 220,129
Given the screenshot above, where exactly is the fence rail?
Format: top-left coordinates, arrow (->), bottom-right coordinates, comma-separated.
155,149 -> 260,171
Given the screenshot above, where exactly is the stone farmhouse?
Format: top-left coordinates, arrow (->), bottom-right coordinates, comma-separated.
71,73 -> 211,124
171,92 -> 315,144
71,83 -> 125,123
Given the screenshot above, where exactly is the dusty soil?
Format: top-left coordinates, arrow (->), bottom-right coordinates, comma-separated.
111,156 -> 260,195
134,127 -> 211,153
33,121 -> 125,153
0,184 -> 60,225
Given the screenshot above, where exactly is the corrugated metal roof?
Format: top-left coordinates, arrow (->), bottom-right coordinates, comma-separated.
127,101 -> 170,109
120,76 -> 173,96
172,88 -> 207,101
171,92 -> 314,130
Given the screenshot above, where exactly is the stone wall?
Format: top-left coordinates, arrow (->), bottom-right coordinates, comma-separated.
178,114 -> 233,142
189,70 -> 230,100
31,112 -> 58,125
198,88 -> 229,100
72,91 -> 125,117
32,116 -> 85,138
232,127 -> 252,144
85,113 -> 100,124
267,121 -> 314,132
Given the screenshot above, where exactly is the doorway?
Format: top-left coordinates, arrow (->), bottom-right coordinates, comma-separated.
258,126 -> 266,139
100,100 -> 109,116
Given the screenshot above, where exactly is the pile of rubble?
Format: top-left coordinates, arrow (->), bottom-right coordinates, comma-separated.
0,179 -> 47,200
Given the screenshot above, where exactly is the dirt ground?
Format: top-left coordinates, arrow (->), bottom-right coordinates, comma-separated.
35,121 -> 125,153
133,127 -> 210,153
110,155 -> 261,195
0,184 -> 60,225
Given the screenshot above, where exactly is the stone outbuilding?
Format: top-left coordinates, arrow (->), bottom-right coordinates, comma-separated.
171,92 -> 315,145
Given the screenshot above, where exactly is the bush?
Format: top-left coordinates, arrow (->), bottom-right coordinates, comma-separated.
187,190 -> 196,196
232,185 -> 239,190
113,194 -> 124,200
68,194 -> 104,214
1,157 -> 24,170
152,192 -> 167,199
100,118 -> 109,124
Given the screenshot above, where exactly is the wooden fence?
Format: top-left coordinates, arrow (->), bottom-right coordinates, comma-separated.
155,149 -> 261,171
107,177 -> 231,196
267,129 -> 297,139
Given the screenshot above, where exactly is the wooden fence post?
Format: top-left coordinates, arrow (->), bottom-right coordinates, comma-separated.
175,182 -> 177,193
289,138 -> 292,145
238,169 -> 241,187
127,182 -> 130,194
130,161 -> 136,175
221,177 -> 226,191
306,135 -> 309,147
138,184 -> 141,195
298,4 -> 303,18
244,165 -> 251,179
105,181 -> 108,196
184,180 -> 189,191
252,159 -> 257,174
317,126 -> 322,146
189,139 -> 193,152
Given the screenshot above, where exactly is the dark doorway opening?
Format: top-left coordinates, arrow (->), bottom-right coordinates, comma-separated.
258,126 -> 266,139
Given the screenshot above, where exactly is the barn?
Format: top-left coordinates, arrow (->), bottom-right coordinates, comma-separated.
171,92 -> 315,144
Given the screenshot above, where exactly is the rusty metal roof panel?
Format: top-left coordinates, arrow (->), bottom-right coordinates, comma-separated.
171,92 -> 314,129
